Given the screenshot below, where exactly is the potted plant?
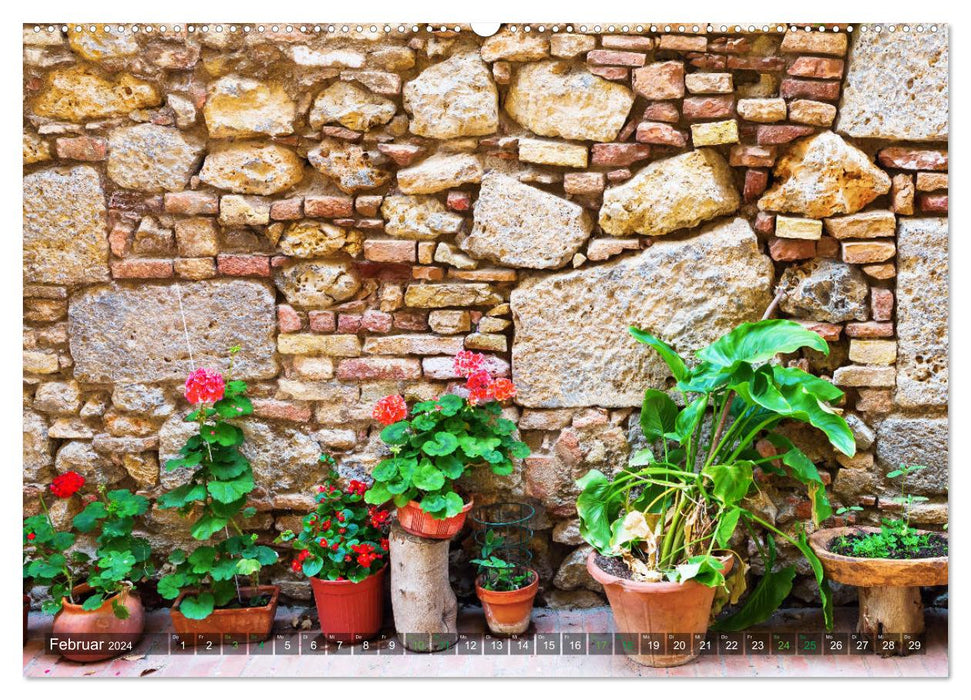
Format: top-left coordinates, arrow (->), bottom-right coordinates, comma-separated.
276,456 -> 391,643
472,530 -> 539,635
577,320 -> 856,667
157,354 -> 279,644
365,351 -> 529,539
810,465 -> 947,650
23,471 -> 153,661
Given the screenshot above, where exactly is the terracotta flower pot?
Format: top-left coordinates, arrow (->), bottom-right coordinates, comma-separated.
310,565 -> 387,643
24,595 -> 30,646
475,570 -> 539,635
587,551 -> 733,668
397,497 -> 473,540
810,526 -> 948,648
51,584 -> 145,662
170,585 -> 279,646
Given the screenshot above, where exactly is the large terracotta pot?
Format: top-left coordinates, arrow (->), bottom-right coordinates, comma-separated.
310,565 -> 387,643
51,584 -> 145,662
587,551 -> 732,668
397,497 -> 473,540
475,570 -> 539,635
810,526 -> 947,650
170,585 -> 279,645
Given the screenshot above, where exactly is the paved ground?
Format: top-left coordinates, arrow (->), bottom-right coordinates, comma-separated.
23,605 -> 947,678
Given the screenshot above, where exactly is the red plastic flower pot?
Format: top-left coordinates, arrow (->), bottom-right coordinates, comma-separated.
310,564 -> 387,643
396,497 -> 474,540
475,570 -> 539,635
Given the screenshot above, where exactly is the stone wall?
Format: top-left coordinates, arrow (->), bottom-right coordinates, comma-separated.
23,22 -> 949,607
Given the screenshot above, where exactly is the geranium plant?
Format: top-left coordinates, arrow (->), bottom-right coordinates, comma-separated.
23,471 -> 153,618
365,352 -> 530,519
276,455 -> 391,582
577,320 -> 857,630
156,349 -> 278,620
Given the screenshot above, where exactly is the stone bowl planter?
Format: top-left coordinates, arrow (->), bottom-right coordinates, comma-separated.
810,526 -> 947,653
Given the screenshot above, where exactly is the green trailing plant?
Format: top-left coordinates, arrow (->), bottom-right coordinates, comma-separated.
156,353 -> 278,620
576,319 -> 856,631
23,472 -> 153,618
831,465 -> 947,560
365,352 -> 529,519
472,530 -> 536,592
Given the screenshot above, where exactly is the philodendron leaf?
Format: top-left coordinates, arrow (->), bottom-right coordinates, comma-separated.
702,462 -> 754,507
640,389 -> 678,443
178,593 -> 215,621
629,327 -> 688,382
714,507 -> 742,549
765,434 -> 833,525
712,565 -> 796,632
697,319 -> 829,368
575,469 -> 623,555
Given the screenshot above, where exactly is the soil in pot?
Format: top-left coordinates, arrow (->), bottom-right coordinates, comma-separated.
51,585 -> 145,663
310,565 -> 387,643
475,570 -> 539,636
170,585 -> 279,645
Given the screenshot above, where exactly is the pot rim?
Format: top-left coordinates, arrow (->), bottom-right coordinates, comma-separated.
310,563 -> 389,587
809,526 -> 949,564
173,584 -> 280,614
59,582 -> 136,613
474,569 -> 539,601
586,550 -> 734,593
402,495 -> 474,517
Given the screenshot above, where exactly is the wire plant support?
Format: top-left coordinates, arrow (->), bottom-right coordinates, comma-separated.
470,502 -> 535,568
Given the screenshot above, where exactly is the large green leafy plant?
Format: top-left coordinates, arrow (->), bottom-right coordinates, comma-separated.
365,352 -> 529,519
23,471 -> 153,618
156,355 -> 278,620
576,320 -> 856,630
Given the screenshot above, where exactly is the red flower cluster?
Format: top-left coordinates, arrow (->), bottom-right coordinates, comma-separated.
50,471 -> 85,499
453,352 -> 517,405
346,480 -> 367,497
372,394 -> 407,425
350,543 -> 382,568
291,548 -> 311,572
368,506 -> 390,528
184,368 -> 226,405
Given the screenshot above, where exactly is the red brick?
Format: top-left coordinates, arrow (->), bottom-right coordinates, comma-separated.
55,136 -> 107,161
632,61 -> 685,99
587,49 -> 646,67
729,144 -> 776,168
590,143 -> 651,167
686,53 -> 726,70
336,357 -> 422,381
606,168 -> 631,183
446,190 -> 472,211
780,78 -> 840,101
845,322 -> 894,339
919,193 -> 948,213
363,239 -> 416,263
308,310 -> 336,333
682,96 -> 734,120
361,310 -> 393,333
727,55 -> 786,71
643,102 -> 680,123
354,218 -> 384,230
337,314 -> 362,333
636,121 -> 687,147
392,310 -> 428,331
163,191 -> 219,215
710,36 -> 751,54
816,236 -> 840,258
110,259 -> 174,279
412,266 -> 445,281
304,195 -> 354,218
376,142 -> 425,167
277,304 -> 302,333
871,288 -> 894,322
320,125 -> 362,141
788,56 -> 844,79
216,254 -> 270,277
251,399 -> 312,422
588,65 -> 628,81
757,125 -> 815,145
878,147 -> 948,172
271,255 -> 290,268
754,212 -> 775,235
795,320 -> 842,342
355,195 -> 383,217
270,198 -> 303,220
744,169 -> 768,202
354,262 -> 411,281
769,237 -> 816,261
108,223 -> 132,257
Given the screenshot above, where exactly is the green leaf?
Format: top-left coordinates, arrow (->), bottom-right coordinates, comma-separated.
209,557 -> 239,582
97,550 -> 136,579
629,327 -> 688,382
178,593 -> 215,620
73,501 -> 108,532
215,395 -> 253,419
81,593 -> 105,611
575,470 -> 623,554
509,441 -> 531,460
713,566 -> 796,631
236,558 -> 262,575
372,458 -> 400,482
793,529 -> 834,631
412,460 -> 446,491
190,514 -> 230,540
436,393 -> 464,416
436,454 -> 466,480
421,431 -> 459,457
364,482 -> 392,505
674,395 -> 707,446
714,507 -> 742,548
419,493 -> 446,516
442,491 -> 465,518
111,598 -> 131,620
673,555 -> 726,587
640,389 -> 679,442
765,434 -> 833,525
157,483 -> 207,510
106,490 -> 150,517
207,474 -> 255,504
50,531 -> 76,551
301,557 -> 323,578
698,319 -> 829,368
188,546 -> 216,573
702,462 -> 754,507
380,421 -> 410,445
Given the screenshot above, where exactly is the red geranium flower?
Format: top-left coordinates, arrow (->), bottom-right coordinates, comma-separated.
453,350 -> 486,378
372,395 -> 407,425
26,532 -> 36,541
50,471 -> 85,498
184,368 -> 226,405
347,480 -> 367,496
489,378 -> 517,401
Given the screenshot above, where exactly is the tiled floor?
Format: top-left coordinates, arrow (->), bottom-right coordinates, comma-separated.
23,605 -> 947,678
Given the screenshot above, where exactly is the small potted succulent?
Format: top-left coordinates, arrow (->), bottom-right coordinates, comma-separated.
810,465 -> 948,649
366,351 -> 529,539
23,471 -> 153,661
276,456 -> 391,643
472,530 -> 539,635
578,320 -> 856,667
157,353 -> 279,644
